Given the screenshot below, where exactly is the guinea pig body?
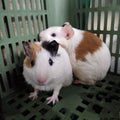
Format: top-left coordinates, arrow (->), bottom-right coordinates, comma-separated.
40,22 -> 111,85
23,41 -> 73,104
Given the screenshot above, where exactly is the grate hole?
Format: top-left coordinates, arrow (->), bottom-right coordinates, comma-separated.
18,16 -> 24,36
96,92 -> 108,101
0,27 -> 3,39
6,71 -> 13,89
47,92 -> 52,96
70,113 -> 79,120
96,83 -> 103,87
107,110 -> 111,114
87,93 -> 94,99
51,115 -> 61,120
29,115 -> 36,120
105,97 -> 112,102
101,79 -> 106,83
82,100 -> 89,105
105,86 -> 112,91
96,93 -> 103,101
115,88 -> 120,93
32,103 -> 39,108
118,82 -> 120,87
59,108 -> 66,114
43,0 -> 47,10
108,81 -> 115,85
40,15 -> 44,30
8,99 -> 16,105
25,16 -> 29,35
11,17 -> 17,37
17,94 -> 24,98
82,85 -> 89,89
0,74 -> 5,92
76,106 -> 85,112
1,46 -> 7,66
9,44 -> 15,63
100,92 -> 107,96
106,94 -> 118,102
30,16 -> 35,34
48,103 -> 54,107
24,98 -> 31,103
36,16 -> 40,33
1,0 -> 5,9
109,95 -> 120,101
39,108 -> 48,115
22,109 -> 30,116
16,104 -> 23,109
16,42 -> 21,58
45,14 -> 48,28
16,0 -> 20,10
40,97 -> 46,103
28,0 -> 32,10
33,38 -> 37,42
92,104 -> 103,114
3,16 -> 10,38
58,96 -> 63,101
11,119 -> 15,120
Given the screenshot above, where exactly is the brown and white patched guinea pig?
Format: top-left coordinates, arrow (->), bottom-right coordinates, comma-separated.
39,22 -> 111,85
23,40 -> 73,104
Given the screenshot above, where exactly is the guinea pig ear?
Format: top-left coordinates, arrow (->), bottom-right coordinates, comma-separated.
62,22 -> 74,40
48,40 -> 59,56
42,40 -> 59,56
23,41 -> 32,57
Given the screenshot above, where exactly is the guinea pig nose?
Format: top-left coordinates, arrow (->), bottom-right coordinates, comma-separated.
37,79 -> 46,84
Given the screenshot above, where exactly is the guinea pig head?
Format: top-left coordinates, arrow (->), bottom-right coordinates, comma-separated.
39,22 -> 74,45
23,41 -> 60,85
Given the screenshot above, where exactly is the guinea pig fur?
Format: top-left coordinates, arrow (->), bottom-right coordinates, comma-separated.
40,22 -> 111,85
23,40 -> 73,104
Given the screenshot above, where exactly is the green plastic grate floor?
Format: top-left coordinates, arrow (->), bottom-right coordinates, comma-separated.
2,74 -> 120,120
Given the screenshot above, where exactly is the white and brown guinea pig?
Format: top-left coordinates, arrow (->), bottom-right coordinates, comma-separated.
23,40 -> 73,104
40,22 -> 111,85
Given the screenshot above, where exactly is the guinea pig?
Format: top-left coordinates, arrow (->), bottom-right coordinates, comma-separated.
40,22 -> 111,85
23,40 -> 73,104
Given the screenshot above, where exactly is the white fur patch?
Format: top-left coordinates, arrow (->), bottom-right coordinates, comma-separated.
72,43 -> 111,84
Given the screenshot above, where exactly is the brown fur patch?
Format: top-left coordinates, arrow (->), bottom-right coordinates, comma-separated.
75,31 -> 102,61
32,43 -> 41,53
24,57 -> 32,68
25,43 -> 41,68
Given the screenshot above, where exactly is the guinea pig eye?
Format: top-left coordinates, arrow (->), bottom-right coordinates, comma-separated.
51,33 -> 56,37
49,58 -> 54,66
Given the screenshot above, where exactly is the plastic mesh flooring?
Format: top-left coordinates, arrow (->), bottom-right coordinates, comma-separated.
0,0 -> 120,120
2,74 -> 120,120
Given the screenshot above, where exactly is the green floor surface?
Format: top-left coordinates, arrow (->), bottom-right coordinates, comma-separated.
2,74 -> 120,120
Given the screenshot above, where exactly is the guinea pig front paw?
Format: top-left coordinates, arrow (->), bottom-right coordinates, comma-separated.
46,96 -> 59,104
29,91 -> 38,100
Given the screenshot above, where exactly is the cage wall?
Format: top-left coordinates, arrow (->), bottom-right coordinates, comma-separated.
0,0 -> 49,97
73,0 -> 120,75
0,0 -> 120,120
